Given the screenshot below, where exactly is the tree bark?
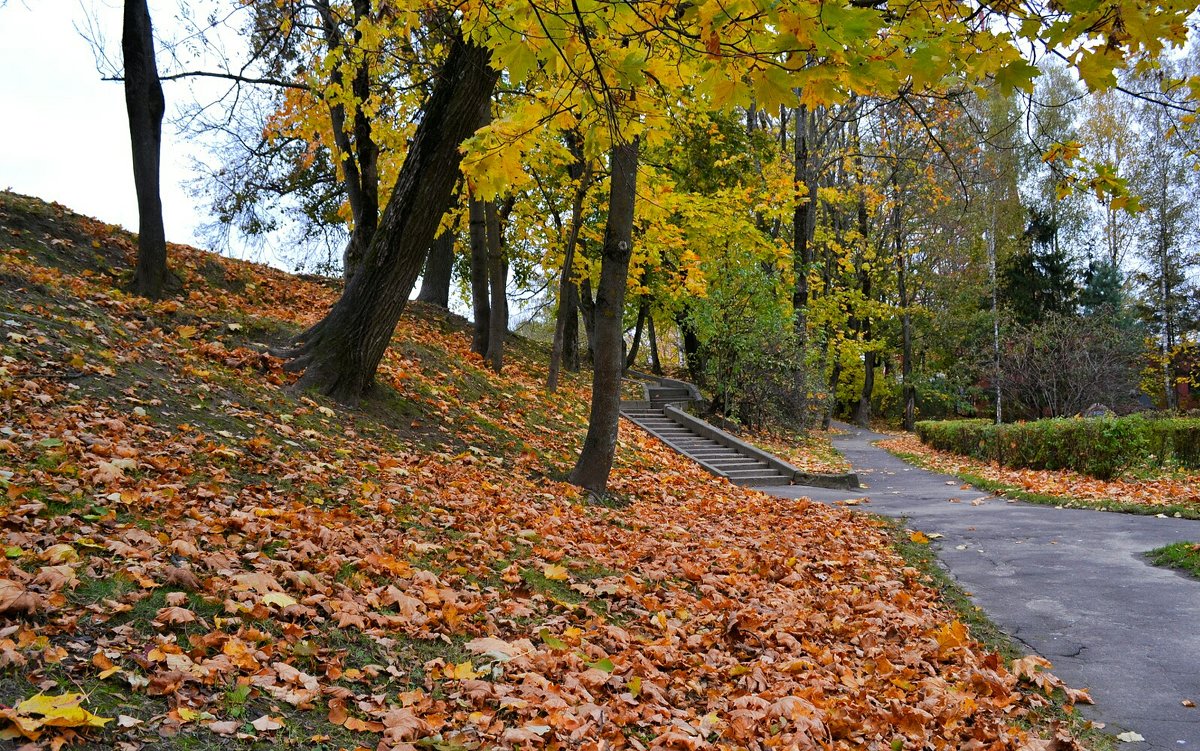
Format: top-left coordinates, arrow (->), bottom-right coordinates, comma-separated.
564,287 -> 580,372
679,315 -> 703,383
548,155 -> 592,392
569,138 -> 639,496
578,276 -> 597,365
791,106 -> 817,337
485,201 -> 506,372
647,314 -> 662,375
468,194 -> 491,356
316,0 -> 379,282
624,299 -> 648,371
416,230 -> 454,307
123,0 -> 169,299
280,33 -> 498,401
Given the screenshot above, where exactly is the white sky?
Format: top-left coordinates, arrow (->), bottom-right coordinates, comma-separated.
0,2 -> 212,249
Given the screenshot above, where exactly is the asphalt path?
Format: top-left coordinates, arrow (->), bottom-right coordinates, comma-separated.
765,423 -> 1200,749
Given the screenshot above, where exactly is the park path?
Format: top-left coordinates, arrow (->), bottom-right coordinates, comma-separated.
765,423 -> 1200,750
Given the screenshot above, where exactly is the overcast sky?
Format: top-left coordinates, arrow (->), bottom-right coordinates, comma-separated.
0,2 -> 215,248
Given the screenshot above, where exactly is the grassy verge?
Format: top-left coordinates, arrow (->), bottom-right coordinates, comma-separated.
884,445 -> 1200,521
880,516 -> 1117,751
1146,542 -> 1200,579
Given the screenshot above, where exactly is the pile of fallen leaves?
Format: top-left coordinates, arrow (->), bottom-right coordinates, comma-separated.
0,193 -> 1089,750
752,429 -> 851,475
882,434 -> 1200,513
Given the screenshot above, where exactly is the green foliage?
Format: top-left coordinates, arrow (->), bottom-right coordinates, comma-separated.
1143,418 -> 1200,470
915,416 -> 1156,480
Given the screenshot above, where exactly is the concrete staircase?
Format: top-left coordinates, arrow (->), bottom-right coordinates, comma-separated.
621,404 -> 797,487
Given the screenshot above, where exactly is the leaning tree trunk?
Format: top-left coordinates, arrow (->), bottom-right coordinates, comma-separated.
281,34 -> 498,401
569,138 -> 639,496
416,230 -> 454,307
123,0 -> 168,299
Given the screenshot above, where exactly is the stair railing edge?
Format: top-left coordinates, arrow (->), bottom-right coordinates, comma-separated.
663,405 -> 802,482
620,412 -> 736,482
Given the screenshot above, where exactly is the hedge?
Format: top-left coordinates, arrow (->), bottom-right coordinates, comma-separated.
912,416 -> 1200,480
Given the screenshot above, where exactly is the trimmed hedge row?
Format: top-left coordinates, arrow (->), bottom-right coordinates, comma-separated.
915,416 -> 1200,480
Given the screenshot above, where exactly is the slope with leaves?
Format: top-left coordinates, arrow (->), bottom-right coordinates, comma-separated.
1,192 -> 1092,749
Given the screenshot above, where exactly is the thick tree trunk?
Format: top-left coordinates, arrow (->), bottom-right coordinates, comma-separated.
647,314 -> 662,376
485,201 -> 506,372
569,139 -> 639,496
280,33 -> 498,401
123,0 -> 168,299
416,230 -> 454,307
624,299 -> 648,371
468,194 -> 491,356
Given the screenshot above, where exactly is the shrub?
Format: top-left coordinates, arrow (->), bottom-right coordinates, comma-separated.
915,416 -> 1158,480
1144,418 -> 1200,470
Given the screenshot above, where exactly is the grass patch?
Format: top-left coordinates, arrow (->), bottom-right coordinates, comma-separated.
1146,542 -> 1200,579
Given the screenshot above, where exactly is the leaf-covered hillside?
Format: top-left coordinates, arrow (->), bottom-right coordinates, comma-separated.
0,192 -> 1088,749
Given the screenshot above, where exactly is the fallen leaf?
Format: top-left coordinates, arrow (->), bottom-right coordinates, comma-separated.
261,592 -> 297,608
251,715 -> 284,732
206,720 -> 239,735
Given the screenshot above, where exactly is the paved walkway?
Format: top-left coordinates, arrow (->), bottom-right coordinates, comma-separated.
766,423 -> 1200,750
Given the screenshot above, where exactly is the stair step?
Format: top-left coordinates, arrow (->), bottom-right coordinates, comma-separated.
711,460 -> 768,469
726,470 -> 789,481
730,475 -> 792,487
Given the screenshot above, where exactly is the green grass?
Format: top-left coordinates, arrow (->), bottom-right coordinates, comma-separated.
879,516 -> 1116,751
1146,542 -> 1200,579
884,445 -> 1200,521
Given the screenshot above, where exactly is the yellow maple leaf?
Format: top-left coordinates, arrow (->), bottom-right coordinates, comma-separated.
542,563 -> 570,581
0,693 -> 111,739
262,592 -> 298,608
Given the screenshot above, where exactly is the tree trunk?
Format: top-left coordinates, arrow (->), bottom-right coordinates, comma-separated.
280,33 -> 498,401
316,0 -> 379,282
579,276 -> 597,365
569,138 -> 639,496
647,314 -> 662,375
564,287 -> 580,372
416,230 -> 454,307
123,0 -> 169,299
624,299 -> 648,371
898,250 -> 915,431
485,201 -> 506,372
679,315 -> 703,383
468,193 -> 491,356
548,155 -> 592,392
791,106 -> 817,337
